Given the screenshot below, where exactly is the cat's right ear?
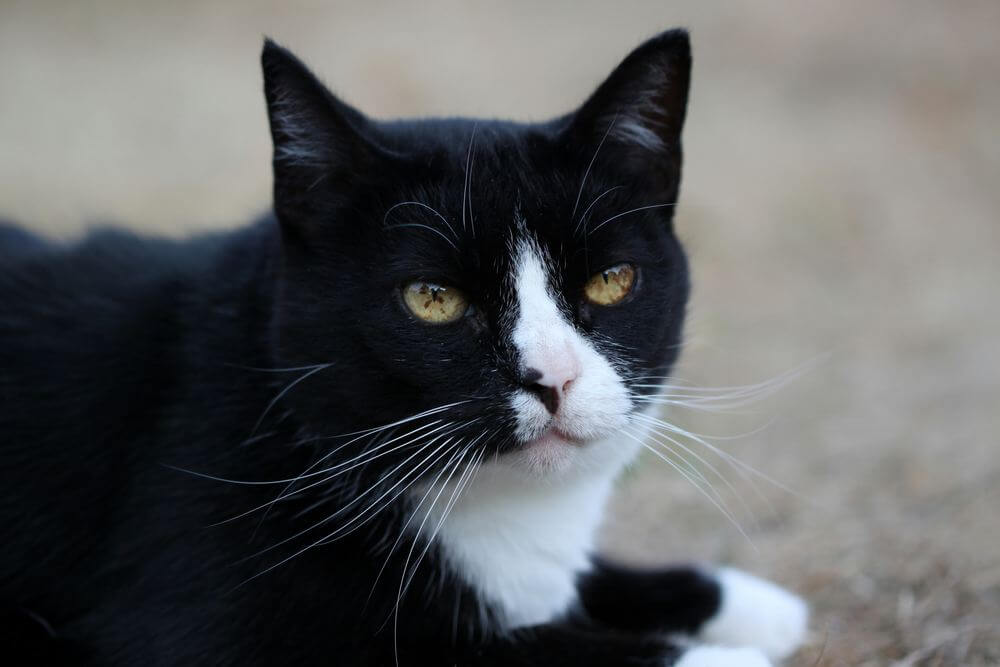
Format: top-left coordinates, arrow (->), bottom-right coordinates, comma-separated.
262,39 -> 377,240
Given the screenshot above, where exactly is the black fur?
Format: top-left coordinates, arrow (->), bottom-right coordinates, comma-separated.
0,30 -> 723,665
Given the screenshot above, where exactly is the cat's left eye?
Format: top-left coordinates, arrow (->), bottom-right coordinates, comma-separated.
402,281 -> 469,324
583,263 -> 636,306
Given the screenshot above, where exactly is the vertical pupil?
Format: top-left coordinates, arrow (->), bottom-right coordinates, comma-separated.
602,272 -> 610,284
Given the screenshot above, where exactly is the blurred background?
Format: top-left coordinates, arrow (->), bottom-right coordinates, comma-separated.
1,1 -> 997,663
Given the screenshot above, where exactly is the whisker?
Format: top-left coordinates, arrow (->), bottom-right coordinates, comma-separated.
250,425 -> 400,540
587,202 -> 677,236
384,223 -> 458,251
249,363 -> 333,436
618,426 -> 755,549
392,445 -> 480,666
631,354 -> 829,397
462,123 -> 478,236
571,113 -> 617,223
622,423 -> 728,511
383,201 -> 457,241
365,429 -> 491,606
232,432 -> 465,582
224,362 -> 334,374
400,446 -> 484,596
313,399 -> 476,442
636,413 -> 811,506
233,432 -> 462,564
168,419 -> 453,489
203,422 -> 466,533
630,418 -> 758,527
573,185 -> 623,235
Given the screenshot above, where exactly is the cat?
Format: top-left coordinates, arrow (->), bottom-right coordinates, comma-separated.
0,29 -> 807,666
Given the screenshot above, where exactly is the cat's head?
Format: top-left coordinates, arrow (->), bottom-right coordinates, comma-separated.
262,31 -> 691,479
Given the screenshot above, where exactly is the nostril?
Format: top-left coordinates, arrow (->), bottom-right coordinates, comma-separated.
561,378 -> 574,394
528,384 -> 560,415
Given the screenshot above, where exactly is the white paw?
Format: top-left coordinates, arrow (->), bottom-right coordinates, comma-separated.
674,645 -> 772,667
698,568 -> 808,661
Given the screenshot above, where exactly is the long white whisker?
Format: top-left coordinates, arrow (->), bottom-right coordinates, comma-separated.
400,446 -> 484,597
571,113 -> 617,223
365,430 -> 489,606
636,413 -> 810,505
313,399 -> 476,442
173,419 -> 453,490
622,424 -> 732,514
249,363 -> 332,436
235,433 -> 462,565
233,432 -> 465,583
383,201 -> 457,240
574,185 -> 624,235
630,420 -> 758,527
207,421 -> 467,533
385,223 -> 458,251
587,202 -> 677,235
225,362 -> 334,374
462,123 -> 478,236
392,445 -> 474,667
618,427 -> 755,548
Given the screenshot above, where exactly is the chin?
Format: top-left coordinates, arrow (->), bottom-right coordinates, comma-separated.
505,419 -> 644,480
508,432 -> 581,476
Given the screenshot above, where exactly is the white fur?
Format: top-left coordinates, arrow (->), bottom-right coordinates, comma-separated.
270,90 -> 329,167
423,458 -> 616,628
674,646 -> 772,667
699,568 -> 809,661
612,115 -> 665,151
416,239 -> 647,628
508,241 -> 632,451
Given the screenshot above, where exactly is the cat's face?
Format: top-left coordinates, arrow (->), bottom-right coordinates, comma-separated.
262,32 -> 690,478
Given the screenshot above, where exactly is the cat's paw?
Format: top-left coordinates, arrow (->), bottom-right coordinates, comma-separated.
698,568 -> 808,661
674,645 -> 772,667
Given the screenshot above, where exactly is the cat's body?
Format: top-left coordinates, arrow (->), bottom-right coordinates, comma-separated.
0,31 -> 807,666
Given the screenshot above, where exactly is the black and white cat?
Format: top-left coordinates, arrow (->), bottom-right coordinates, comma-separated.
0,30 -> 807,665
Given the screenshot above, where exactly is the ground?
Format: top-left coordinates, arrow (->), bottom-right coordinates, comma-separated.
1,1 -> 997,664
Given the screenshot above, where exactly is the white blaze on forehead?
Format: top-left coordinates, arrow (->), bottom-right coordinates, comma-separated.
508,241 -> 632,444
510,242 -> 580,385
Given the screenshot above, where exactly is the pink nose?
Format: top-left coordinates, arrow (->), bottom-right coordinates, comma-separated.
519,364 -> 579,416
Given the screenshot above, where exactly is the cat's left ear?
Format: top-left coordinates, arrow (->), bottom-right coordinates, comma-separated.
564,29 -> 691,199
261,39 -> 379,240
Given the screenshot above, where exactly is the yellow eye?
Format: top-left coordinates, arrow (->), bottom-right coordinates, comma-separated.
403,281 -> 469,324
583,263 -> 636,306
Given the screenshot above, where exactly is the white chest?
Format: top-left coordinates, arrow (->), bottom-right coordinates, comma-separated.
424,463 -> 618,629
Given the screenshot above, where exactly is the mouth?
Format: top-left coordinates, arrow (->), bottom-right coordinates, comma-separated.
524,424 -> 585,449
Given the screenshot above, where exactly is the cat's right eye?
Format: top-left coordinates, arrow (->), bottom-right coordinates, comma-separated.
402,281 -> 469,324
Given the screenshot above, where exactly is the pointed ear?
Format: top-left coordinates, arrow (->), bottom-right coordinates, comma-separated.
566,29 -> 691,196
261,39 -> 376,238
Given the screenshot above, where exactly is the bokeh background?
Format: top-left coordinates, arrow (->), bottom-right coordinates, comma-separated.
2,1 -> 997,664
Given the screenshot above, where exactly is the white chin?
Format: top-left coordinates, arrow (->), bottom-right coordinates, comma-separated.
510,432 -> 580,476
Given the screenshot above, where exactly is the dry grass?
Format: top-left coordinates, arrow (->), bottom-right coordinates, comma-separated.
1,1 -> 997,664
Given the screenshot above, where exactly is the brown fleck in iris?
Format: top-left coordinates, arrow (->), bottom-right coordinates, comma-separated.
583,263 -> 636,306
404,281 -> 468,324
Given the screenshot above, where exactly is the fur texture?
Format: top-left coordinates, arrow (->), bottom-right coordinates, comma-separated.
0,30 -> 807,665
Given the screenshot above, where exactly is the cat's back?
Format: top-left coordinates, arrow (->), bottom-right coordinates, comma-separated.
0,220 -> 245,444
0,225 -> 248,608
0,222 -> 202,306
